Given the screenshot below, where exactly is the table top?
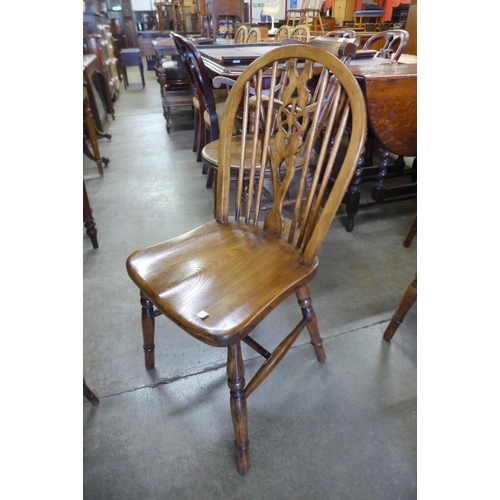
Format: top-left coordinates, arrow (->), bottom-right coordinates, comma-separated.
198,44 -> 417,80
197,44 -> 417,158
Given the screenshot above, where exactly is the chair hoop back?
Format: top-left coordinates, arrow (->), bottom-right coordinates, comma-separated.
325,29 -> 356,39
234,25 -> 248,44
274,25 -> 292,42
363,29 -> 409,61
290,24 -> 310,41
215,45 -> 367,266
247,27 -> 262,43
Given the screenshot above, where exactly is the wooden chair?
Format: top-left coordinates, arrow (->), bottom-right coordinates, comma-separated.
158,53 -> 193,134
126,44 -> 367,475
172,33 -> 227,180
274,24 -> 292,42
234,25 -> 248,43
287,0 -> 324,34
247,27 -> 262,43
362,29 -> 409,61
290,24 -> 311,41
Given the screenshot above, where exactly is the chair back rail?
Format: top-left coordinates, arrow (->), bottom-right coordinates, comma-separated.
363,29 -> 409,61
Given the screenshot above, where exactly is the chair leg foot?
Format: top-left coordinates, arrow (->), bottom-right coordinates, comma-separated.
403,217 -> 417,247
83,378 -> 100,405
383,276 -> 417,341
140,292 -> 156,369
227,342 -> 250,475
296,286 -> 326,363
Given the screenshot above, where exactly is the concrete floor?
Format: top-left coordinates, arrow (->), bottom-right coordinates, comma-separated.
83,64 -> 417,499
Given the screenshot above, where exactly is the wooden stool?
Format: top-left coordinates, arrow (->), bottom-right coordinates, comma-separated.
119,48 -> 145,89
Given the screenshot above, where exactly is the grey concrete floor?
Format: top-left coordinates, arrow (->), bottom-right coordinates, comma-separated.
83,64 -> 417,499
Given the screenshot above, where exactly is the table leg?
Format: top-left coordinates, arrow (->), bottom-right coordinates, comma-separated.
371,148 -> 391,202
84,99 -> 107,176
83,181 -> 99,249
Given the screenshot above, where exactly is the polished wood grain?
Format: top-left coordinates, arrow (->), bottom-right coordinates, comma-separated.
127,45 -> 367,475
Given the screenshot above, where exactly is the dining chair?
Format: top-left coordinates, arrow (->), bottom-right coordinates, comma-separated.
274,24 -> 291,42
172,33 -> 227,178
287,0 -> 324,34
247,27 -> 262,43
234,25 -> 248,43
290,24 -> 311,41
126,44 -> 367,475
362,29 -> 409,61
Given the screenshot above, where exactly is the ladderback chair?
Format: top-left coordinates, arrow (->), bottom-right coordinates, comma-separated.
363,29 -> 409,61
234,25 -> 248,43
126,44 -> 367,476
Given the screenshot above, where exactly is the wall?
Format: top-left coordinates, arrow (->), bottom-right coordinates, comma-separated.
131,0 -> 155,10
354,0 -> 410,22
252,0 -> 287,24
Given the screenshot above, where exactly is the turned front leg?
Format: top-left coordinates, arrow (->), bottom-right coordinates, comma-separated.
140,292 -> 156,370
296,286 -> 326,363
227,342 -> 250,475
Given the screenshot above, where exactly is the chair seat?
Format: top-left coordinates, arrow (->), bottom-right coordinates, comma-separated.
126,220 -> 318,347
201,136 -> 278,170
161,59 -> 189,80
